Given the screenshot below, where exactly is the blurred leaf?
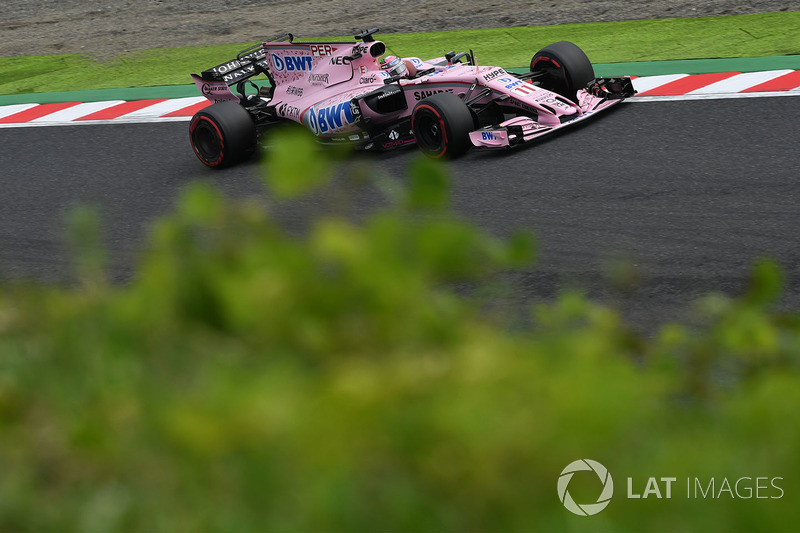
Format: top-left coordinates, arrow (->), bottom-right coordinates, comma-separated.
506,230 -> 536,267
177,181 -> 224,223
406,156 -> 450,211
745,258 -> 784,306
263,125 -> 330,198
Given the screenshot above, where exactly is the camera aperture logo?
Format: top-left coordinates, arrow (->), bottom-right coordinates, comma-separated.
558,459 -> 614,516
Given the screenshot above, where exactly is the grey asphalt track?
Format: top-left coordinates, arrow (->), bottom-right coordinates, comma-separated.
1,97 -> 798,331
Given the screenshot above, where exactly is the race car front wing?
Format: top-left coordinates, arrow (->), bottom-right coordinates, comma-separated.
469,77 -> 635,148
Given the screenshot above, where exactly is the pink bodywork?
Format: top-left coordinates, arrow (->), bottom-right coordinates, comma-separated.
193,39 -> 629,149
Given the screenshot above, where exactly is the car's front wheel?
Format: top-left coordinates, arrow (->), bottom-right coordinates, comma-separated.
530,41 -> 595,102
189,101 -> 257,168
411,92 -> 475,158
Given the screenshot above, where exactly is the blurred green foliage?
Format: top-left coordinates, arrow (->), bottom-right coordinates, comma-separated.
0,134 -> 798,531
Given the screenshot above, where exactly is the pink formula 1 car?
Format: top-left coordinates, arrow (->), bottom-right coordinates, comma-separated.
188,29 -> 634,168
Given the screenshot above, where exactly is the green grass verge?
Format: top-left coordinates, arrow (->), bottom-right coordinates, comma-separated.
1,11 -> 799,95
384,11 -> 800,65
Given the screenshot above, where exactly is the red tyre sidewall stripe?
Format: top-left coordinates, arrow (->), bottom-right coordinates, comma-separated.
531,57 -> 561,70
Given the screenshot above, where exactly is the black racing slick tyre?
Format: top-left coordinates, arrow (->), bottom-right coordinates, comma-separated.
411,92 -> 475,158
530,41 -> 595,102
189,101 -> 257,168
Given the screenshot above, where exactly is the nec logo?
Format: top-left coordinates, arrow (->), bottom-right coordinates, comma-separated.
309,44 -> 336,56
271,53 -> 313,72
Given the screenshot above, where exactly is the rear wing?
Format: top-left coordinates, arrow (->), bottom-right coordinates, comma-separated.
200,43 -> 274,86
191,33 -> 295,101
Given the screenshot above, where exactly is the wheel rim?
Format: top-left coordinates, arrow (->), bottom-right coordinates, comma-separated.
190,116 -> 224,165
194,123 -> 220,160
415,110 -> 444,153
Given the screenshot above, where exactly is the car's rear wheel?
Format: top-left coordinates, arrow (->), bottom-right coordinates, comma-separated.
411,92 -> 475,158
189,101 -> 257,168
530,41 -> 595,102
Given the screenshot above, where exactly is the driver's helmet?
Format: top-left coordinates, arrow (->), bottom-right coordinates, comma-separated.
380,55 -> 407,77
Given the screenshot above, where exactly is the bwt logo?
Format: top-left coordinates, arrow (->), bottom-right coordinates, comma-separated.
498,77 -> 523,89
270,53 -> 313,72
558,459 -> 614,516
306,102 -> 355,134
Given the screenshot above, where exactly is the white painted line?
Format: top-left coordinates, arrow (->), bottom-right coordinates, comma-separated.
104,115 -> 191,123
628,89 -> 800,102
689,70 -> 795,94
0,103 -> 39,120
31,100 -> 127,122
121,97 -> 206,118
0,116 -> 191,129
631,74 -> 689,94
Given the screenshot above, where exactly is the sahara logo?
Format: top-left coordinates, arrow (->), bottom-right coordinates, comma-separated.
557,459 -> 614,516
412,88 -> 454,101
